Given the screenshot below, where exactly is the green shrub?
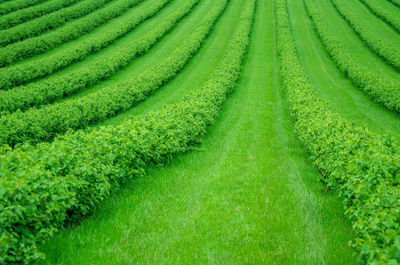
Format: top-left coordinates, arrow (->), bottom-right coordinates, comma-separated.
0,0 -> 46,16
360,0 -> 400,34
0,0 -> 80,30
0,0 -> 214,147
0,0 -> 169,91
331,0 -> 400,72
0,0 -> 143,67
276,0 -> 400,263
0,0 -> 115,47
0,0 -> 254,263
304,0 -> 400,114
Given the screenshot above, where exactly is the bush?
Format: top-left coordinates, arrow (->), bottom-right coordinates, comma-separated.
276,0 -> 400,263
0,0 -> 255,263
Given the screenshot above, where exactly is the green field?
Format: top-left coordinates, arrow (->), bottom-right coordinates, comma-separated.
1,0 -> 400,264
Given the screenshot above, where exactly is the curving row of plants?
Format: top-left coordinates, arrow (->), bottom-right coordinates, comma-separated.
0,0 -> 143,67
0,0 -> 221,148
0,0 -> 46,16
0,0 -> 254,263
388,0 -> 400,8
0,0 -> 115,47
304,0 -> 400,114
277,0 -> 400,263
0,0 -> 190,115
359,0 -> 400,34
0,0 -> 170,91
330,0 -> 400,72
0,0 -> 81,30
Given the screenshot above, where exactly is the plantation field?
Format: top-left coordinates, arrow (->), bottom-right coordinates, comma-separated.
1,0 -> 400,264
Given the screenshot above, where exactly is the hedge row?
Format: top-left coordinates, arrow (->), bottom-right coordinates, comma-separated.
0,0 -> 115,47
304,0 -> 400,114
0,0 -> 254,263
0,0 -> 217,147
0,0 -> 143,67
0,0 -> 169,92
277,0 -> 400,263
331,0 -> 400,71
0,0 -> 188,115
360,0 -> 400,34
0,0 -> 47,16
388,0 -> 400,8
0,0 -> 80,30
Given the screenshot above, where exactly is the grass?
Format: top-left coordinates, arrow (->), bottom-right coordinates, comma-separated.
316,0 -> 400,81
10,0 -> 160,67
287,0 -> 400,137
60,0 -> 214,102
38,0 -> 357,264
96,0 -> 244,126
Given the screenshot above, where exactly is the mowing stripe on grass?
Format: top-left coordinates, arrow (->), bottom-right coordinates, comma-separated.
0,0 -> 252,263
278,0 -> 400,261
39,1 -> 356,264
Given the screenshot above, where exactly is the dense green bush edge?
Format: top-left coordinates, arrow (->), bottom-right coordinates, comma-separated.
304,0 -> 400,114
0,0 -> 80,30
277,0 -> 400,263
0,0 -> 208,147
0,0 -> 168,92
0,0 -> 254,263
0,0 -> 143,67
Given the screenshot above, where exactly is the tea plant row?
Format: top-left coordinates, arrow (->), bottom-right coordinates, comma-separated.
277,0 -> 400,263
0,0 -> 215,149
305,0 -> 400,114
0,0 -> 143,67
0,0 -> 254,263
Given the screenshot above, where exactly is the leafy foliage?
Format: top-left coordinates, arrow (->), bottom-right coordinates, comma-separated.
331,0 -> 400,71
304,0 -> 400,114
0,0 -> 80,30
0,0 -> 47,16
0,0 -> 215,147
0,0 -> 115,47
0,0 -> 254,263
360,0 -> 400,34
276,0 -> 400,263
0,0 -> 169,91
0,0 -> 143,67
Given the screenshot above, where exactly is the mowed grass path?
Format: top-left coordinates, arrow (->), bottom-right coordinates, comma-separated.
97,0 -> 244,126
288,0 -> 400,137
39,0 -> 357,264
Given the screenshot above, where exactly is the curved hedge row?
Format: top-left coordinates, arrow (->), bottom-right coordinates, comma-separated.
0,0 -> 217,147
388,0 -> 400,8
0,0 -> 115,47
0,0 -> 170,91
360,0 -> 400,34
331,0 -> 400,71
0,0 -> 189,115
0,0 -> 47,16
277,0 -> 400,263
0,0 -> 80,30
304,0 -> 400,113
0,0 -> 143,67
0,0 -> 254,263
